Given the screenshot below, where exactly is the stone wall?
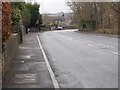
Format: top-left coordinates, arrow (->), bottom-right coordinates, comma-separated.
2,34 -> 19,78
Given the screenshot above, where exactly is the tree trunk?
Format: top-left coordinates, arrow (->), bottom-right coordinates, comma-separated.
26,27 -> 28,34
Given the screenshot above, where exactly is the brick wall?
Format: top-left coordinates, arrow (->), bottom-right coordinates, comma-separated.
2,34 -> 19,78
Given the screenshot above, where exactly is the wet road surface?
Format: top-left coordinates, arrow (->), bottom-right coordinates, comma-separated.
39,29 -> 118,88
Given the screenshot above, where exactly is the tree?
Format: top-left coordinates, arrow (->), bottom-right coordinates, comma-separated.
38,14 -> 42,25
11,2 -> 25,26
11,2 -> 41,35
21,7 -> 31,34
11,2 -> 26,43
67,2 -> 119,33
25,3 -> 40,28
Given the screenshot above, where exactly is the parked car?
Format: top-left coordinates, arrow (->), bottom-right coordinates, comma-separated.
57,26 -> 63,30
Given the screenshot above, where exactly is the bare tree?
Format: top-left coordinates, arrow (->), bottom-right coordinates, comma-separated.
67,1 -> 119,33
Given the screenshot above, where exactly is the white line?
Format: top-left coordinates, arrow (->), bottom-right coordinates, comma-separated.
88,44 -> 97,48
112,38 -> 117,39
37,35 -> 60,89
67,37 -> 73,40
86,40 -> 94,43
79,41 -> 84,44
99,43 -> 114,48
113,52 -> 119,55
98,36 -> 102,37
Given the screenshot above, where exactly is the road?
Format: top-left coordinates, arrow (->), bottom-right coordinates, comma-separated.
39,29 -> 118,88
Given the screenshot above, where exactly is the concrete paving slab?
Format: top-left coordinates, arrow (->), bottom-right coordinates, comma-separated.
13,74 -> 37,84
3,33 -> 54,88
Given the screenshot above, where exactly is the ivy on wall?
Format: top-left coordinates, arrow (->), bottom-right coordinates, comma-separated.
2,2 -> 12,42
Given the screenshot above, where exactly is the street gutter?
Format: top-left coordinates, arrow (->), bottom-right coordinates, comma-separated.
37,35 -> 60,89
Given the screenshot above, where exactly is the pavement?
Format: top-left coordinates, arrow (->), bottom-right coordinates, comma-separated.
3,33 -> 54,88
39,29 -> 118,88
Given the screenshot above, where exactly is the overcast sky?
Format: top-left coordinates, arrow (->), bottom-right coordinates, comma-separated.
25,0 -> 72,14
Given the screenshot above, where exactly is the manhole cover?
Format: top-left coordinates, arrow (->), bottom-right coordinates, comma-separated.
13,74 -> 37,84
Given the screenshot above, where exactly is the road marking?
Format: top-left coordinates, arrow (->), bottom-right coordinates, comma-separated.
98,43 -> 114,48
37,35 -> 60,89
87,44 -> 97,48
79,41 -> 84,44
98,36 -> 102,37
80,38 -> 115,49
112,52 -> 119,55
86,40 -> 94,43
67,37 -> 73,40
112,38 -> 117,39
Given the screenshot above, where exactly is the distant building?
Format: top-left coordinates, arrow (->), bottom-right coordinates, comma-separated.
43,12 -> 65,26
43,12 -> 74,30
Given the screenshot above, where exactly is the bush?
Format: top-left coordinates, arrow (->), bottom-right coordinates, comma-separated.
97,29 -> 118,34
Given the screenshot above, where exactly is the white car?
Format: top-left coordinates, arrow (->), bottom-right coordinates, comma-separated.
57,26 -> 63,30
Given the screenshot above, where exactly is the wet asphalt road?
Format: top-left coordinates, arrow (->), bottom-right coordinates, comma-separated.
39,29 -> 118,88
